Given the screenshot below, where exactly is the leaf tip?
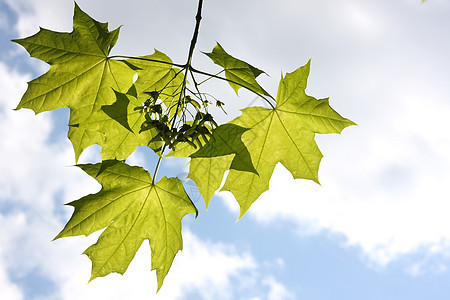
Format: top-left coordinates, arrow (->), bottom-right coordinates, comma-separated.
156,282 -> 163,293
338,118 -> 358,133
305,58 -> 312,71
203,195 -> 212,213
73,1 -> 81,12
155,269 -> 169,293
313,175 -> 321,186
236,205 -> 250,222
52,233 -> 62,241
87,274 -> 96,284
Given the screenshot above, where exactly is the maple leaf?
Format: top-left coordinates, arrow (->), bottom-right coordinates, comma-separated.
73,87 -> 160,161
67,127 -> 105,162
204,43 -> 270,96
55,160 -> 197,290
191,124 -> 257,173
188,123 -> 257,207
188,155 -> 234,208
12,3 -> 135,160
221,61 -> 356,218
128,50 -> 185,114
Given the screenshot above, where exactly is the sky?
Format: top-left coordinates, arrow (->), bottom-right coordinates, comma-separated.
1,0 -> 450,299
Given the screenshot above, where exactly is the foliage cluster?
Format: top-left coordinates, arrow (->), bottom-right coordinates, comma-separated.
13,1 -> 355,291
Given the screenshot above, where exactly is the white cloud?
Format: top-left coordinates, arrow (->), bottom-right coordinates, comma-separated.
0,201 -> 291,300
0,218 -> 24,300
338,1 -> 387,39
0,62 -> 97,215
0,10 -> 10,31
4,0 -> 72,36
0,266 -> 23,300
263,276 -> 295,300
230,92 -> 450,265
44,229 -> 263,300
0,208 -> 290,300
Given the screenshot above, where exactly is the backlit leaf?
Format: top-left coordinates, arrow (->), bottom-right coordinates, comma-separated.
55,161 -> 197,291
74,89 -> 160,161
128,50 -> 185,115
12,3 -> 135,160
222,61 -> 356,218
188,124 -> 256,207
188,155 -> 234,208
204,43 -> 269,96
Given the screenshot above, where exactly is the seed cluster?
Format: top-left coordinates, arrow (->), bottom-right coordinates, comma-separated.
139,90 -> 221,151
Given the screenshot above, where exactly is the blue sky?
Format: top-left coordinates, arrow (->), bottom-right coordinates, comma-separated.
1,0 -> 450,299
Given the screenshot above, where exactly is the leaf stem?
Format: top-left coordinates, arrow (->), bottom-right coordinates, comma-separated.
152,153 -> 164,185
186,0 -> 204,68
151,1 -> 204,183
170,0 -> 205,128
197,70 -> 225,85
190,67 -> 276,109
109,55 -> 186,69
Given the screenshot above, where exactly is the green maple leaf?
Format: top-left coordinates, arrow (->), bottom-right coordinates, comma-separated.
191,124 -> 257,173
68,127 -> 105,161
12,3 -> 134,160
128,50 -> 184,114
204,43 -> 270,96
73,87 -> 160,161
221,61 -> 356,218
188,155 -> 234,208
188,124 -> 257,207
55,160 -> 197,290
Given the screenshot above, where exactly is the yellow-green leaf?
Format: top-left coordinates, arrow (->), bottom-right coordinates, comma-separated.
191,124 -> 257,173
222,61 -> 356,218
55,160 -> 197,291
204,43 -> 269,96
188,123 -> 256,207
12,3 -> 135,160
129,50 -> 184,114
73,89 -> 160,161
188,155 -> 234,208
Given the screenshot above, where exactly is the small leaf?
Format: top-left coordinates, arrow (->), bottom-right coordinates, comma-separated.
55,161 -> 197,291
188,155 -> 234,208
67,126 -> 105,162
74,89 -> 160,160
191,124 -> 257,174
129,50 -> 184,114
204,43 -> 270,96
188,124 -> 257,207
